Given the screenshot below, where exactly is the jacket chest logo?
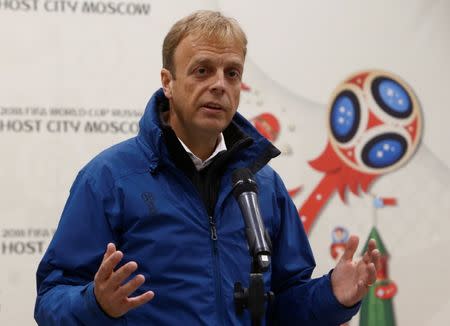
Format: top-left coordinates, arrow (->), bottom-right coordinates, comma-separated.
141,192 -> 157,216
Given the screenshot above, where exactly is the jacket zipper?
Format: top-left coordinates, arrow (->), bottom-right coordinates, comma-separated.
209,215 -> 218,241
209,215 -> 223,326
179,170 -> 223,325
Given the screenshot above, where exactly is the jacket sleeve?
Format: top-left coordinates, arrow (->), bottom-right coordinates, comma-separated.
34,170 -> 125,326
269,172 -> 360,325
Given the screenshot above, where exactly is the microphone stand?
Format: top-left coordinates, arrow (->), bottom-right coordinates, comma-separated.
232,169 -> 275,325
234,244 -> 275,326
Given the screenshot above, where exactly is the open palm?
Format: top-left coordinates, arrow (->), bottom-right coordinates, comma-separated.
331,236 -> 380,307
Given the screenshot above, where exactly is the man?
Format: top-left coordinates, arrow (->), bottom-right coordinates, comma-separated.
35,10 -> 379,325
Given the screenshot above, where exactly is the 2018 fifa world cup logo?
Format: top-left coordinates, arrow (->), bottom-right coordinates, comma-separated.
300,70 -> 423,234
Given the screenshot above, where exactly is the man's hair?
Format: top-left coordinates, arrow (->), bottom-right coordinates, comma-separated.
162,10 -> 247,77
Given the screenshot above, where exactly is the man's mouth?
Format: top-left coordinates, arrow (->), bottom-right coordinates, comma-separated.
202,102 -> 224,110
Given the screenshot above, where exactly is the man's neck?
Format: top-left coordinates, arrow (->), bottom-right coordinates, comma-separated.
174,129 -> 219,161
162,112 -> 218,161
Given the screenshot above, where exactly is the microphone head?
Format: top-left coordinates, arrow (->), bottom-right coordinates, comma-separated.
232,168 -> 258,198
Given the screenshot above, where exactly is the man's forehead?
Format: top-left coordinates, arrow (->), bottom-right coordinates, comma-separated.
181,34 -> 245,56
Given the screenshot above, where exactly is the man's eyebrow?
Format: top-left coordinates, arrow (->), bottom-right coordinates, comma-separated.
189,57 -> 243,69
190,57 -> 214,66
227,60 -> 244,70
186,57 -> 213,72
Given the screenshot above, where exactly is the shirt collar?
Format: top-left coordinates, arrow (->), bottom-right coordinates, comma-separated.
178,133 -> 227,171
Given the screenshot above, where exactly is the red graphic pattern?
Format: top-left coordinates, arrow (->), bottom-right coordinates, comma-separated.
299,142 -> 378,233
298,71 -> 422,234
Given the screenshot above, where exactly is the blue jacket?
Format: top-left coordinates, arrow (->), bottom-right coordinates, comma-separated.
35,89 -> 359,325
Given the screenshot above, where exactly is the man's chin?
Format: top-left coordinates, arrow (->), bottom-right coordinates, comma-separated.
194,123 -> 227,138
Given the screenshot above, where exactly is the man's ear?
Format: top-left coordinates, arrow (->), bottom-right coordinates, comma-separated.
161,68 -> 174,99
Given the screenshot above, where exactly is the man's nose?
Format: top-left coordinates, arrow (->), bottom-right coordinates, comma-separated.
210,71 -> 226,94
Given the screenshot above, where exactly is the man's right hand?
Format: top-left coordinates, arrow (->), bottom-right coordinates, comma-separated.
94,243 -> 155,318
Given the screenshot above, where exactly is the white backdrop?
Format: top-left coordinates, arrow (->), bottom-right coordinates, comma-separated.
1,1 -> 449,325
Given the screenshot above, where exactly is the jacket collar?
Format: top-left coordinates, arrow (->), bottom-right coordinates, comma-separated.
137,88 -> 280,173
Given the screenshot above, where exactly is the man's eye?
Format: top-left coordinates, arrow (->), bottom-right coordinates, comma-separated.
196,67 -> 207,75
227,70 -> 241,79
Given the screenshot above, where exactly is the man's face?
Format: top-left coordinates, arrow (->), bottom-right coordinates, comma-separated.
161,34 -> 244,141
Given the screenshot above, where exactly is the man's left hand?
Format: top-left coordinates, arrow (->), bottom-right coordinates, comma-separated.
331,235 -> 380,307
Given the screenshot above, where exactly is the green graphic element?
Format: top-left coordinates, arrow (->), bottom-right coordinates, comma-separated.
359,227 -> 397,326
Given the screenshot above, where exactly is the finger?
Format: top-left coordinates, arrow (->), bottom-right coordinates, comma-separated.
367,239 -> 377,254
125,291 -> 155,311
371,249 -> 381,271
362,250 -> 371,264
341,235 -> 359,262
361,238 -> 379,262
356,279 -> 368,298
96,250 -> 124,282
110,261 -> 138,288
101,243 -> 116,263
366,262 -> 377,286
118,274 -> 146,298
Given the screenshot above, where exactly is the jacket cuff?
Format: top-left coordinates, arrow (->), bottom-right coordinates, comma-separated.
73,282 -> 126,325
312,271 -> 361,325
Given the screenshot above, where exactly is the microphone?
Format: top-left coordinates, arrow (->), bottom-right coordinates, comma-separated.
232,168 -> 272,272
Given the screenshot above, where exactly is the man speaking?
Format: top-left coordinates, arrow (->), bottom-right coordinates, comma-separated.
35,10 -> 379,325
